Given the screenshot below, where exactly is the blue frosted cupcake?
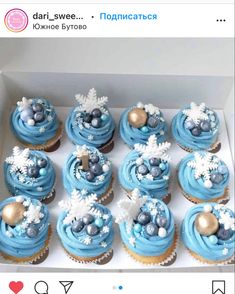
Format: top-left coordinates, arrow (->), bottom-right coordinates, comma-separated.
172,102 -> 220,152
119,102 -> 167,148
11,97 -> 62,152
118,135 -> 171,203
0,196 -> 51,264
63,145 -> 113,204
66,88 -> 115,153
57,190 -> 114,264
178,151 -> 229,204
181,203 -> 235,264
116,189 -> 177,265
4,146 -> 56,203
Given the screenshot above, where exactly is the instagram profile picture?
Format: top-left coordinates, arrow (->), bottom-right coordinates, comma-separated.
4,9 -> 28,32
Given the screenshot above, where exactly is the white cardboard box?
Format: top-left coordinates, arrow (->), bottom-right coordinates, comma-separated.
0,38 -> 234,272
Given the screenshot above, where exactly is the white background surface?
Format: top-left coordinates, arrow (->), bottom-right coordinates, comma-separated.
0,107 -> 234,270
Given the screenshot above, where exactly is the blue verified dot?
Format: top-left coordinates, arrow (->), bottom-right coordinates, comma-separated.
118,285 -> 123,290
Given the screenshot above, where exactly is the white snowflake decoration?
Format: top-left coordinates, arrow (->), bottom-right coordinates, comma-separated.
59,190 -> 98,225
88,135 -> 94,141
6,230 -> 13,238
187,153 -> 219,182
222,248 -> 228,255
137,173 -> 144,181
146,174 -> 154,181
23,203 -> 44,224
144,103 -> 160,115
97,175 -> 105,182
100,241 -> 107,248
73,145 -> 88,158
47,115 -> 53,122
5,147 -> 34,175
129,236 -> 136,247
75,88 -> 108,114
183,102 -> 208,125
83,236 -> 92,245
134,135 -> 171,162
219,211 -> 235,230
39,127 -> 46,133
116,188 -> 148,233
17,97 -> 33,111
101,226 -> 110,234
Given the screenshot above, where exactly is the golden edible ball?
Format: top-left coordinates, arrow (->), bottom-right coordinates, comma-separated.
2,202 -> 25,226
195,212 -> 219,236
128,108 -> 147,128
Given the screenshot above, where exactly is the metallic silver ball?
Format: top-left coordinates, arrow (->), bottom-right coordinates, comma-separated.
145,223 -> 158,236
82,214 -> 94,225
26,225 -> 39,238
86,224 -> 99,236
71,219 -> 84,233
137,212 -> 151,225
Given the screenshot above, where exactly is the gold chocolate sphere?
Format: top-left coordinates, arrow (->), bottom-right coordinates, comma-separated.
2,202 -> 25,226
195,212 -> 219,236
128,108 -> 147,128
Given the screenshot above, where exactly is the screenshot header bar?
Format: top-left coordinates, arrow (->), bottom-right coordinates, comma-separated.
0,3 -> 234,37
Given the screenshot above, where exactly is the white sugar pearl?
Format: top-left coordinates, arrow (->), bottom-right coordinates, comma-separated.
136,157 -> 144,166
137,102 -> 144,109
16,196 -> 24,203
204,180 -> 213,189
203,204 -> 212,213
102,164 -> 110,173
158,227 -> 167,238
27,118 -> 35,126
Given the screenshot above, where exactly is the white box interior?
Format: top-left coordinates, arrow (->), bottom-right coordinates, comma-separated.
0,38 -> 234,272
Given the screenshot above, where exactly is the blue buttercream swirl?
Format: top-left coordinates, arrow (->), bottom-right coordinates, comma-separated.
65,108 -> 115,148
63,146 -> 112,200
4,150 -> 56,201
181,203 -> 235,262
119,199 -> 175,257
171,105 -> 219,150
118,150 -> 170,199
11,98 -> 60,145
0,196 -> 50,259
119,106 -> 167,148
178,152 -> 229,201
57,203 -> 114,258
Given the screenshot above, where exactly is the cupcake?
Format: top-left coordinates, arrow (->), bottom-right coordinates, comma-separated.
172,102 -> 220,152
116,189 -> 177,265
178,151 -> 229,204
118,135 -> 171,203
4,146 -> 56,204
63,145 -> 113,204
0,196 -> 51,264
66,88 -> 115,153
57,190 -> 114,264
11,97 -> 62,152
181,203 -> 235,264
119,102 -> 167,148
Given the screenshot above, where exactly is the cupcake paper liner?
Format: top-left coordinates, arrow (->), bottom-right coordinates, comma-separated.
187,248 -> 235,265
177,140 -> 221,154
0,225 -> 52,264
42,187 -> 56,204
123,226 -> 178,266
178,179 -> 230,204
99,134 -> 115,154
98,177 -> 114,205
64,247 -> 113,265
21,122 -> 63,151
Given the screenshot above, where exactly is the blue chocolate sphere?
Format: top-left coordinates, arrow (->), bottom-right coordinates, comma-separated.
137,164 -> 149,175
137,212 -> 151,225
71,219 -> 84,232
20,107 -> 34,122
145,223 -> 158,236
